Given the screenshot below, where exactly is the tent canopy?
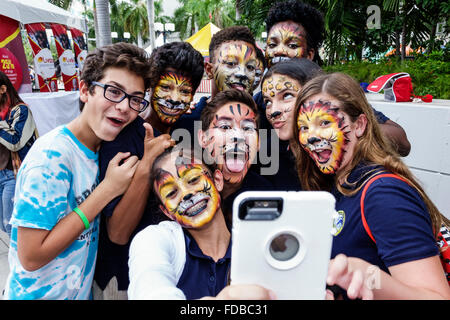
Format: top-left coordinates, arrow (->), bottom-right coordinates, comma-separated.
0,0 -> 87,33
186,22 -> 221,57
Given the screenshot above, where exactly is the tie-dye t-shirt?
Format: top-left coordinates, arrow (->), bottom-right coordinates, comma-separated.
5,125 -> 99,300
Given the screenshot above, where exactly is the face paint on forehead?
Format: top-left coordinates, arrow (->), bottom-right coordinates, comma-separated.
155,156 -> 220,229
302,100 -> 340,119
213,43 -> 258,93
204,103 -> 258,185
160,71 -> 190,85
151,72 -> 194,124
262,75 -> 300,98
154,168 -> 174,192
218,43 -> 256,62
297,100 -> 351,174
272,22 -> 307,40
175,159 -> 206,178
212,103 -> 257,125
266,22 -> 308,67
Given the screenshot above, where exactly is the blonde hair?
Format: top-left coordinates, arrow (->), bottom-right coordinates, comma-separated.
291,72 -> 449,236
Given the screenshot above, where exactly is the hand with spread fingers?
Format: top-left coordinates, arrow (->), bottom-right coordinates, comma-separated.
326,254 -> 374,300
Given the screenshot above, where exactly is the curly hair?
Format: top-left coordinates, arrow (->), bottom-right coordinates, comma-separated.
208,26 -> 257,63
79,42 -> 152,110
265,1 -> 325,59
148,41 -> 204,91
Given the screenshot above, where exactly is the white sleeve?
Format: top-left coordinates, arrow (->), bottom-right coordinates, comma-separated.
128,222 -> 186,300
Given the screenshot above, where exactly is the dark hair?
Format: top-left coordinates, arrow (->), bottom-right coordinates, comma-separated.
149,145 -> 218,223
148,41 -> 204,91
265,0 -> 324,63
255,46 -> 267,71
291,72 -> 449,235
209,26 -> 257,63
200,89 -> 259,131
0,70 -> 23,110
79,42 -> 152,110
261,58 -> 323,87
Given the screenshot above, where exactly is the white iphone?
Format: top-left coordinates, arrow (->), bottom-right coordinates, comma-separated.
230,191 -> 335,300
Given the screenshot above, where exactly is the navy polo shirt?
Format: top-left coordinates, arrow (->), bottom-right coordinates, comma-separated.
94,116 -> 167,291
177,229 -> 231,300
330,163 -> 438,273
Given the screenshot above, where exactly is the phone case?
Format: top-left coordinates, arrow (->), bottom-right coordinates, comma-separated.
230,191 -> 335,300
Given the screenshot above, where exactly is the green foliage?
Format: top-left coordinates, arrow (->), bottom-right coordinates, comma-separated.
323,50 -> 450,99
174,0 -> 236,40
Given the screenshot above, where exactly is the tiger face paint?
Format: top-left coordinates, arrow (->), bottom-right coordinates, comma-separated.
265,21 -> 309,68
297,99 -> 351,174
151,72 -> 194,124
201,102 -> 258,185
154,157 -> 220,228
262,74 -> 300,141
211,41 -> 258,94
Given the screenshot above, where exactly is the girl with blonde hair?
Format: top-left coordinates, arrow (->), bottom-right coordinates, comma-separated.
291,72 -> 450,299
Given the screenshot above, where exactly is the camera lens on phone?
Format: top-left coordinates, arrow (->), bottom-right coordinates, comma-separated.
269,234 -> 299,261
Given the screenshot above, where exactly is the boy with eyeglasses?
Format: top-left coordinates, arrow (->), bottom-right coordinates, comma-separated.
4,43 -> 149,300
92,41 -> 204,300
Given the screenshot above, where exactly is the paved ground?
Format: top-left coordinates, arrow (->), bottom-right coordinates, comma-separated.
0,230 -> 9,298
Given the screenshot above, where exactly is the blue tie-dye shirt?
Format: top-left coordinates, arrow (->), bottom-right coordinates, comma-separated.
5,125 -> 100,300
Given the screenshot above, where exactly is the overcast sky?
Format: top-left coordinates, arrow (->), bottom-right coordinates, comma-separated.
161,0 -> 180,16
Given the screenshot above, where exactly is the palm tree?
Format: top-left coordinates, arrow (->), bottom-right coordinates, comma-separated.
146,0 -> 156,50
383,0 -> 435,61
121,0 -> 151,48
48,0 -> 73,10
174,0 -> 235,40
95,0 -> 112,47
236,0 -> 276,39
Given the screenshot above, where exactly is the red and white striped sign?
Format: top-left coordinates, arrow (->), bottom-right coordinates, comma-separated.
196,79 -> 212,93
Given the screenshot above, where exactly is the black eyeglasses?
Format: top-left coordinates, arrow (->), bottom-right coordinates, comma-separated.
92,81 -> 149,113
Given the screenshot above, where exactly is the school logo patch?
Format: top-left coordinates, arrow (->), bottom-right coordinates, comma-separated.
332,210 -> 345,236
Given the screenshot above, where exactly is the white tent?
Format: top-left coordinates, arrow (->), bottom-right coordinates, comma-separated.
0,0 -> 87,32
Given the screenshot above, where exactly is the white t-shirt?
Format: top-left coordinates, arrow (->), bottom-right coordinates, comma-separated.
5,125 -> 99,300
128,221 -> 186,300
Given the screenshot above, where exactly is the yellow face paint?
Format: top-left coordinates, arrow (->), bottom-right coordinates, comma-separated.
154,159 -> 220,228
297,100 -> 351,174
262,74 -> 300,141
212,42 -> 258,94
265,21 -> 308,68
151,72 -> 194,124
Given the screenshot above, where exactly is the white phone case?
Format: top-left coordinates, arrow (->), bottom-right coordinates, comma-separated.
230,191 -> 335,300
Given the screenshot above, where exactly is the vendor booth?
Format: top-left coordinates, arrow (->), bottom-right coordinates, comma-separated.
0,0 -> 87,93
0,0 -> 86,137
186,22 -> 221,59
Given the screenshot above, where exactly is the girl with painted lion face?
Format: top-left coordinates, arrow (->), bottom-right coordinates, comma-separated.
128,146 -> 376,300
291,72 -> 450,299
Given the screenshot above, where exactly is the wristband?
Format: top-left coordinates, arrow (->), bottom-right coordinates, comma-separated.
74,207 -> 90,230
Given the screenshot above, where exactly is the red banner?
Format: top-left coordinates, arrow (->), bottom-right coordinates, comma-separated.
0,48 -> 22,90
69,28 -> 88,72
0,15 -> 30,92
26,23 -> 58,92
51,23 -> 78,91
